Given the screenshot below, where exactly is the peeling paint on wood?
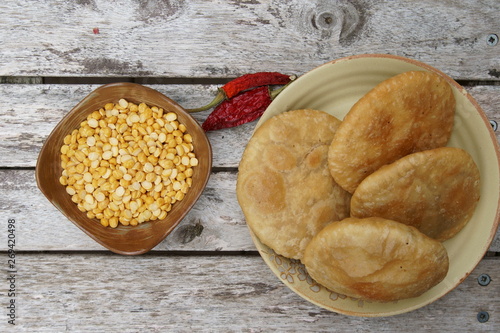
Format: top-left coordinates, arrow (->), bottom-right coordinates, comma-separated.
0,169 -> 252,251
0,168 -> 498,252
0,0 -> 498,79
1,84 -> 498,168
12,254 -> 500,331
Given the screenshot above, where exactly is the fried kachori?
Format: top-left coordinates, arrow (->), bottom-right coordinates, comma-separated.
237,109 -> 351,260
328,71 -> 456,193
302,217 -> 449,302
350,147 -> 480,241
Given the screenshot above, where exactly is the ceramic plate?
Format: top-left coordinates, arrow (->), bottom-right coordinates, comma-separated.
248,54 -> 500,316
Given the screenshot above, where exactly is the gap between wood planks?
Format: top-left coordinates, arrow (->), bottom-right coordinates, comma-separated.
1,76 -> 500,86
0,250 -> 497,257
0,250 -> 261,256
0,76 -> 234,85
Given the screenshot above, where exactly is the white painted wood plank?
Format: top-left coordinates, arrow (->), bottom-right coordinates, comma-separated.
1,169 -> 499,252
1,84 -> 499,168
0,0 -> 498,80
0,169 -> 252,252
2,255 -> 498,332
0,84 -> 253,168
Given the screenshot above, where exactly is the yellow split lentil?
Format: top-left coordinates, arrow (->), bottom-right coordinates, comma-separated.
59,99 -> 198,228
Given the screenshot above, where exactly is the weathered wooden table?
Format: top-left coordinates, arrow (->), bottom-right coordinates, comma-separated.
1,1 -> 499,331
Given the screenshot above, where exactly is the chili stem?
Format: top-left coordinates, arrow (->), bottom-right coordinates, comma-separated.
186,74 -> 297,113
269,77 -> 296,100
185,90 -> 226,113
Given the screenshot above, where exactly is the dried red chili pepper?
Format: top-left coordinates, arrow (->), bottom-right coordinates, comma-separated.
222,72 -> 291,99
202,84 -> 288,131
187,72 -> 294,112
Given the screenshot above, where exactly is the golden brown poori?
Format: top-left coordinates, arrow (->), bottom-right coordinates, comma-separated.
237,109 -> 351,260
350,147 -> 480,241
302,217 -> 449,302
328,71 -> 456,193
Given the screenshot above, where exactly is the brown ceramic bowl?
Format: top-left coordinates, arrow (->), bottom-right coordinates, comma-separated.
36,82 -> 212,255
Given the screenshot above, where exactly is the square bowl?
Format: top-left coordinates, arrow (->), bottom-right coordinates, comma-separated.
36,82 -> 212,255
247,54 -> 500,316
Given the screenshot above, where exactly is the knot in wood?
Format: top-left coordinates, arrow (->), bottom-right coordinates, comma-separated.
176,221 -> 204,244
313,12 -> 337,30
304,1 -> 365,46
